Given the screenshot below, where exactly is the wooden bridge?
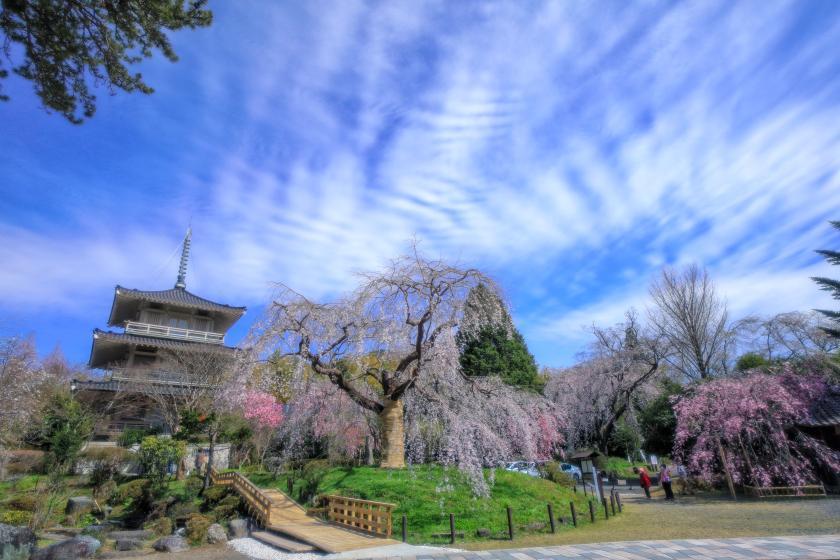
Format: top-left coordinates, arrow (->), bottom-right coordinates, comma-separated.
210,469 -> 398,553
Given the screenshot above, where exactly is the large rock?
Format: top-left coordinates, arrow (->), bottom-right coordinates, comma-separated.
32,536 -> 101,560
153,535 -> 189,553
64,497 -> 95,515
109,529 -> 152,541
206,524 -> 227,544
227,518 -> 249,539
0,523 -> 36,560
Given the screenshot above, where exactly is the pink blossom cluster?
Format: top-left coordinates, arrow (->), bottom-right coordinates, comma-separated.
243,391 -> 284,429
674,366 -> 840,487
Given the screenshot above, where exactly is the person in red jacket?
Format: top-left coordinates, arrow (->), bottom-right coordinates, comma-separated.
633,466 -> 652,499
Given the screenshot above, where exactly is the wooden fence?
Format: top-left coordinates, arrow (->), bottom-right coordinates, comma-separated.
317,495 -> 396,538
744,484 -> 826,498
210,468 -> 274,525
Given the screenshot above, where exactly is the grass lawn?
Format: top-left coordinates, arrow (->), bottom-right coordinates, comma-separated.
461,494 -> 840,550
250,466 -> 605,544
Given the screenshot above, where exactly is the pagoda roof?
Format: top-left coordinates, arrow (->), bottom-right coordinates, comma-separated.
72,378 -> 203,396
89,329 -> 235,368
111,286 -> 245,318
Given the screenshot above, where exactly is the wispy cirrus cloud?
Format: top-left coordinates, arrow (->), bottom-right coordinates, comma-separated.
0,0 -> 838,365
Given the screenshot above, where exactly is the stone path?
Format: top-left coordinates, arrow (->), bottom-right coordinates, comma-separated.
379,535 -> 840,560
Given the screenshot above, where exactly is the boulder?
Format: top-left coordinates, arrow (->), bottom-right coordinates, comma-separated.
64,497 -> 95,515
227,518 -> 249,539
115,538 -> 143,551
32,536 -> 101,560
82,524 -> 110,536
109,529 -> 152,541
0,523 -> 36,560
206,524 -> 227,544
152,536 -> 189,553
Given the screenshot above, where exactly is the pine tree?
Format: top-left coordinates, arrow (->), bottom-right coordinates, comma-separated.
457,284 -> 542,391
812,221 -> 840,339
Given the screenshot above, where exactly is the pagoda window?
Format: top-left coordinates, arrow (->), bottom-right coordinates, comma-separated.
168,316 -> 190,329
141,309 -> 165,325
192,317 -> 211,332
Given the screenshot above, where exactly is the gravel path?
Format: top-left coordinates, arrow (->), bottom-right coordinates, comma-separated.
227,539 -> 460,560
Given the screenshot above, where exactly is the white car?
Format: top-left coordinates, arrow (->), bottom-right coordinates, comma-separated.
560,462 -> 582,481
505,461 -> 540,477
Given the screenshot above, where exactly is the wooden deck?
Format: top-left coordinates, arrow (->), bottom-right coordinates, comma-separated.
212,470 -> 398,553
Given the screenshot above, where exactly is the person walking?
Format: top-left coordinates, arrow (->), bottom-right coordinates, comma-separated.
633,466 -> 652,499
660,463 -> 675,500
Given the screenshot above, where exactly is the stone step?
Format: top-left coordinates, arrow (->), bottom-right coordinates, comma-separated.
251,531 -> 317,553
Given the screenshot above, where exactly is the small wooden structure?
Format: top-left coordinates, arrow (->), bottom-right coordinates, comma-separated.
318,495 -> 395,538
744,484 -> 827,498
210,468 -> 397,553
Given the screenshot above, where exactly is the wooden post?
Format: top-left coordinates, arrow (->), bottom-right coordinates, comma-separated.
287,477 -> 293,495
588,500 -> 595,523
616,492 -> 623,513
401,514 -> 407,542
547,503 -> 556,533
569,501 -> 577,527
717,439 -> 737,501
602,497 -> 609,519
573,482 -> 577,494
583,481 -> 587,496
610,492 -> 616,515
506,506 -> 514,540
449,513 -> 456,544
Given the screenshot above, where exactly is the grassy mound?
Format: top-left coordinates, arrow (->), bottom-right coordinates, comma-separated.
251,466 -> 605,543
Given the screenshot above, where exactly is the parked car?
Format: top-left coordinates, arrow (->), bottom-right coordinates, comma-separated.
560,462 -> 582,481
505,461 -> 540,477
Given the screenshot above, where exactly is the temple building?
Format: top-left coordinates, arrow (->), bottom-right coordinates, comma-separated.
73,230 -> 246,442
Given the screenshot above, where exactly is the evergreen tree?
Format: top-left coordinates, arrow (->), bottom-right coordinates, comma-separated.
457,284 -> 542,391
812,221 -> 840,339
0,0 -> 212,123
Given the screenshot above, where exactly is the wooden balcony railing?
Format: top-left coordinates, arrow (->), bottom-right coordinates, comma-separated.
108,368 -> 214,388
125,321 -> 224,344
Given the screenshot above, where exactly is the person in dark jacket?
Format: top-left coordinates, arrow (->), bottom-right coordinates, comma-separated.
660,463 -> 675,500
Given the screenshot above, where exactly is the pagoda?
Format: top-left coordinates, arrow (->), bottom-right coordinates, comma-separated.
74,230 -> 246,441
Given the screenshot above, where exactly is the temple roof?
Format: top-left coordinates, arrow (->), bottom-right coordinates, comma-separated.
800,387 -> 840,428
111,286 -> 245,318
89,329 -> 235,368
72,378 -> 203,396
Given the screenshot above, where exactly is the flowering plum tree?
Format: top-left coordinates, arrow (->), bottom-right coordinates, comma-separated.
674,366 -> 840,487
243,390 -> 284,465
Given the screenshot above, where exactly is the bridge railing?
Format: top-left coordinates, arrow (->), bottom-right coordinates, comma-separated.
318,494 -> 396,538
210,468 -> 273,525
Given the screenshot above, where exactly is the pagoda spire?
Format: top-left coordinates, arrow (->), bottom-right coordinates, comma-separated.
175,227 -> 192,289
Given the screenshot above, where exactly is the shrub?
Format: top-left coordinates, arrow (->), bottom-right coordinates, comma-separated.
145,516 -> 173,536
7,495 -> 38,512
85,448 -> 132,489
93,479 -> 118,503
35,391 -> 94,473
1,510 -> 33,525
118,426 -> 161,448
185,513 -> 212,545
167,501 -> 200,521
538,461 -> 576,487
137,437 -> 185,491
109,478 -> 151,505
210,494 -> 242,521
200,484 -> 229,506
183,474 -> 203,500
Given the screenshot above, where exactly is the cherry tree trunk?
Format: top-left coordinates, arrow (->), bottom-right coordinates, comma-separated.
379,398 -> 406,468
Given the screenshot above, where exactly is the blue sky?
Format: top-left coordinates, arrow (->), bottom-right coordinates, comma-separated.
1,0 -> 839,368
